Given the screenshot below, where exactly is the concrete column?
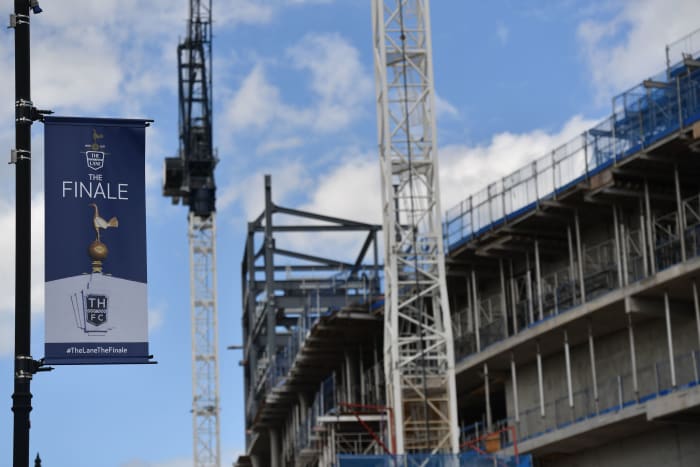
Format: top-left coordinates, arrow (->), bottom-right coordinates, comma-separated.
564,330 -> 574,409
537,342 -> 545,418
588,320 -> 599,413
499,259 -> 508,338
466,273 -> 473,333
664,291 -> 677,388
472,270 -> 481,351
345,350 -> 355,403
567,226 -> 576,304
575,210 -> 586,303
640,198 -> 649,276
644,179 -> 656,274
613,205 -> 623,287
298,393 -> 308,423
510,261 -> 518,334
269,429 -> 280,467
526,253 -> 534,324
693,280 -> 700,351
373,341 -> 381,405
535,239 -> 544,321
674,164 -> 687,262
621,223 -> 629,286
484,363 -> 492,431
359,346 -> 366,405
511,353 -> 520,422
627,313 -> 639,399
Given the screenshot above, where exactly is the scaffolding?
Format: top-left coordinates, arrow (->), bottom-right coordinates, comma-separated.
445,45 -> 700,252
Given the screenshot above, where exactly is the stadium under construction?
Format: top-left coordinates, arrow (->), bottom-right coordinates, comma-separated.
236,3 -> 700,467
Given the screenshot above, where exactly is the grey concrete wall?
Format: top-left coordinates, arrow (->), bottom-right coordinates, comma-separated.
504,307 -> 700,423
536,424 -> 700,467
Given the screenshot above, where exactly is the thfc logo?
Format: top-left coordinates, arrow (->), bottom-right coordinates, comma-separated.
86,294 -> 108,326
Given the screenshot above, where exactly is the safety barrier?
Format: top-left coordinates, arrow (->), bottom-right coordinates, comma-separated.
491,348 -> 700,445
445,53 -> 700,252
336,452 -> 532,467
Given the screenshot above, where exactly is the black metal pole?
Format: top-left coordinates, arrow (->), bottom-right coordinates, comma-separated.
13,0 -> 32,466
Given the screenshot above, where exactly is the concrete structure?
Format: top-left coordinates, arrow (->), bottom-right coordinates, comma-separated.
235,20 -> 700,467
446,31 -> 700,466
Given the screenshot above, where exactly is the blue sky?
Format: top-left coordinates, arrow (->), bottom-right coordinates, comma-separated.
1,0 -> 700,466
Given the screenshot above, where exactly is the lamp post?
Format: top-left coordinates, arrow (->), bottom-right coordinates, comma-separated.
12,0 -> 34,465
11,2 -> 50,466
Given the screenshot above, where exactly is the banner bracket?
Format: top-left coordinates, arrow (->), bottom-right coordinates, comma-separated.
15,356 -> 52,380
9,148 -> 30,164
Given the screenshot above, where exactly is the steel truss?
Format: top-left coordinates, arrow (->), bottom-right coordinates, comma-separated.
372,0 -> 459,454
189,212 -> 221,467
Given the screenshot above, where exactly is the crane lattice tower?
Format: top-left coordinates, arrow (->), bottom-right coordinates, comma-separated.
162,0 -> 220,465
372,0 -> 460,454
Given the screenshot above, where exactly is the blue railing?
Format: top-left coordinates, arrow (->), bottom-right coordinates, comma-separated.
484,349 -> 700,448
336,452 -> 532,467
445,55 -> 700,252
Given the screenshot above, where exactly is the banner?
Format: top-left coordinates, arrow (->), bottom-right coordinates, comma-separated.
43,117 -> 150,364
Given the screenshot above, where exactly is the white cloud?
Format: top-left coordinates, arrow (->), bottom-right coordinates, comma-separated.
224,64 -> 302,132
222,32 -> 371,142
32,26 -> 124,113
287,32 -> 373,132
438,114 -> 598,211
257,137 -> 305,155
0,195 -> 45,357
284,114 -> 598,238
218,0 -> 335,26
496,21 -> 509,46
300,151 -> 381,224
578,0 -> 700,100
219,0 -> 274,26
435,93 -> 459,120
148,304 -> 165,332
26,1 -> 183,116
0,314 -> 13,356
217,161 -> 312,220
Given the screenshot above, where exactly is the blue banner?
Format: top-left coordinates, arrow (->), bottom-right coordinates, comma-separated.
43,116 -> 151,364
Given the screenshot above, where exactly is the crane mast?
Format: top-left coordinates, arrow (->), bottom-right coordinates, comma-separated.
372,0 -> 459,454
163,1 -> 220,466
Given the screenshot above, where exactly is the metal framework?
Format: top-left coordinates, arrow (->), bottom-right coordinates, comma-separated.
372,0 -> 459,454
189,213 -> 221,467
240,175 -> 383,467
162,0 -> 220,465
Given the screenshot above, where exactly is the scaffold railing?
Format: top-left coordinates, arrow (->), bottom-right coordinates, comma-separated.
666,27 -> 700,70
492,348 -> 700,446
452,191 -> 700,362
336,452 -> 532,467
445,53 -> 700,252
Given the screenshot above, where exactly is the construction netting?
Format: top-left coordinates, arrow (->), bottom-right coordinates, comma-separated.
336,452 -> 532,467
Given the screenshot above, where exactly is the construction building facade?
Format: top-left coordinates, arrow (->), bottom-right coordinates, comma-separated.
236,21 -> 700,467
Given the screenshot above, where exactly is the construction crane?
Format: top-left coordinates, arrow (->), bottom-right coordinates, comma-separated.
372,0 -> 459,455
162,1 -> 220,466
